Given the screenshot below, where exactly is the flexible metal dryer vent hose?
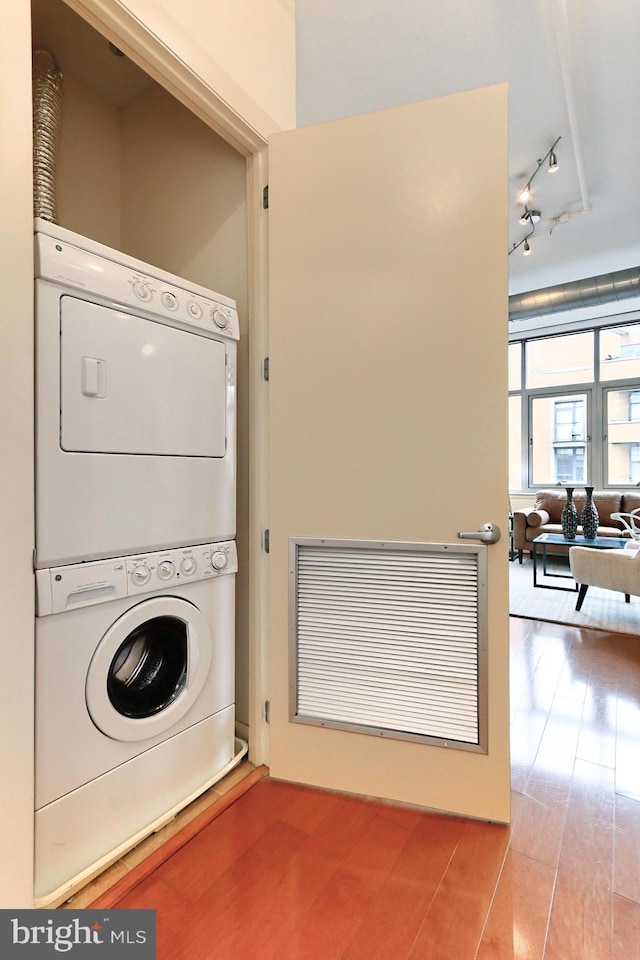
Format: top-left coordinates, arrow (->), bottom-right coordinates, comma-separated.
32,49 -> 63,224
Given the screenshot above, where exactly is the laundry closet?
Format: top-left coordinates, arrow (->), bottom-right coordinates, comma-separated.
29,0 -> 258,904
31,0 -> 252,734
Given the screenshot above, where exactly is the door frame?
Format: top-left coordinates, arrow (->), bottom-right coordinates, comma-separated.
64,0 -> 272,764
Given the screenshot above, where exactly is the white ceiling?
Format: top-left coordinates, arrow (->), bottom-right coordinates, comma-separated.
478,0 -> 640,297
295,0 -> 640,299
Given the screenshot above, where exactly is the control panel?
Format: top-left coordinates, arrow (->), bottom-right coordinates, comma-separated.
36,541 -> 238,616
35,230 -> 240,342
126,541 -> 237,596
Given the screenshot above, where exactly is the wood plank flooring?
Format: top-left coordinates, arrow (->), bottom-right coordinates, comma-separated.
94,617 -> 640,959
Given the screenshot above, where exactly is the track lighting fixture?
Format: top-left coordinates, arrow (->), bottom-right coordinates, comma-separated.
516,136 -> 561,203
510,228 -> 535,257
519,208 -> 541,226
509,136 -> 561,256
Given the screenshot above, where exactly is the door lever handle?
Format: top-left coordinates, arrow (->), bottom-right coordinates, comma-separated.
457,522 -> 502,544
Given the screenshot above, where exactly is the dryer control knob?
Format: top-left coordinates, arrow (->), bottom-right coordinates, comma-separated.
132,279 -> 153,302
157,560 -> 175,580
161,291 -> 179,311
131,564 -> 151,586
212,308 -> 229,329
211,551 -> 228,571
181,557 -> 197,576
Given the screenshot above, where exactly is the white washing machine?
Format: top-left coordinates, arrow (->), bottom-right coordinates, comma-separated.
34,540 -> 238,905
34,219 -> 239,568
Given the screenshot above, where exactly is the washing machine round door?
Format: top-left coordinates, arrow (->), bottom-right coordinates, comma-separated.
86,596 -> 212,742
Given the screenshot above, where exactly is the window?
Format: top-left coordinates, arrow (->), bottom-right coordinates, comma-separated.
508,395 -> 521,491
553,399 -> 586,483
605,387 -> 640,485
530,393 -> 589,486
526,332 -> 594,388
509,322 -> 640,491
508,342 -> 521,391
554,446 -> 585,483
600,325 -> 640,381
554,399 -> 586,443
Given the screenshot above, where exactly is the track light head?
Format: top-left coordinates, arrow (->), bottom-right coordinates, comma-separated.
548,150 -> 559,172
519,208 -> 541,226
508,227 -> 535,257
518,184 -> 532,205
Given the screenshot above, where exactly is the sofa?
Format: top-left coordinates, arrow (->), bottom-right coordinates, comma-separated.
512,488 -> 640,562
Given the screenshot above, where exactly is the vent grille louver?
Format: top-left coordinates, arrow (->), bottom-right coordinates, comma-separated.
289,540 -> 487,752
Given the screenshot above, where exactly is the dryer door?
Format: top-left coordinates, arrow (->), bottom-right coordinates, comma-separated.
86,596 -> 212,742
60,296 -> 227,457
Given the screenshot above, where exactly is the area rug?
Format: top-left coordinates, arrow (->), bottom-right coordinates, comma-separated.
509,556 -> 640,635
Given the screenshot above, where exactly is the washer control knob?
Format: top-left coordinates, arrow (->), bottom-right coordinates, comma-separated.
212,307 -> 229,329
131,564 -> 151,586
181,556 -> 197,576
157,560 -> 175,580
187,301 -> 202,320
211,551 -> 228,571
132,279 -> 153,302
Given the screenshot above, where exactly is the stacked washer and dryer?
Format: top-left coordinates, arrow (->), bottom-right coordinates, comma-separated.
33,219 -> 242,904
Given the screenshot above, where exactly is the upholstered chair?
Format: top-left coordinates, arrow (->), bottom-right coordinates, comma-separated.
569,542 -> 640,611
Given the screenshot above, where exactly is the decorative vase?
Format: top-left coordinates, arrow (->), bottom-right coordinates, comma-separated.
561,487 -> 578,540
581,486 -> 599,540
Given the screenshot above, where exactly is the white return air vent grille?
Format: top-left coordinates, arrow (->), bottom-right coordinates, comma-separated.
289,539 -> 487,753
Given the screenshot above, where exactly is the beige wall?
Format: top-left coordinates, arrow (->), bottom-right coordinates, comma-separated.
120,83 -> 247,292
268,85 -> 510,821
57,72 -> 122,247
69,0 -> 295,139
152,0 -> 295,132
0,0 -> 36,907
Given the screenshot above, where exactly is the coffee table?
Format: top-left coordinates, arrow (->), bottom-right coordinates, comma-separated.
532,532 -> 626,592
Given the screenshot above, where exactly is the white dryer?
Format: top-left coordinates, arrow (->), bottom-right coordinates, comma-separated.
34,219 -> 239,568
34,540 -> 238,905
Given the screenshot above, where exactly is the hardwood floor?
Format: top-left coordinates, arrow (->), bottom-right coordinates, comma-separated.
91,617 -> 640,959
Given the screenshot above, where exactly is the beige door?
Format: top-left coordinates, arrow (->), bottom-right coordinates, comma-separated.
268,84 -> 510,822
